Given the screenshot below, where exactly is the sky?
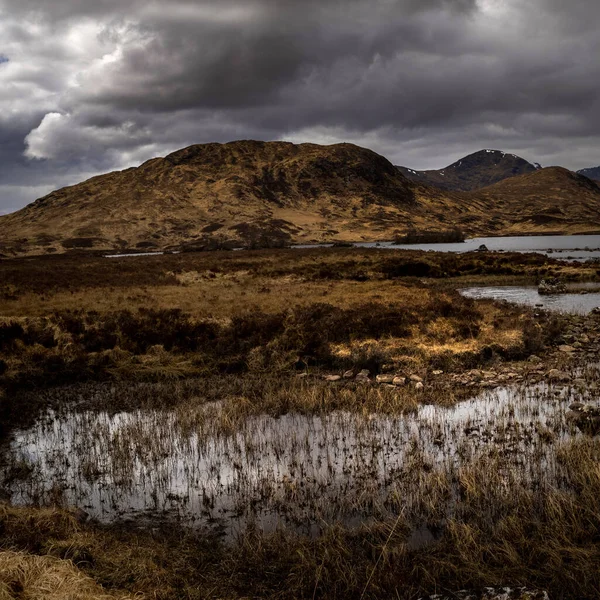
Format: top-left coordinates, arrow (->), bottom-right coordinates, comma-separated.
0,0 -> 599,214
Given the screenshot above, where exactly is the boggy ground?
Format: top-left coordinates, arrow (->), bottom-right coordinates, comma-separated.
1,248 -> 600,599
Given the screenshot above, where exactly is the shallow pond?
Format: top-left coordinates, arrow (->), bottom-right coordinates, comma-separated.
1,374 -> 595,539
461,284 -> 600,314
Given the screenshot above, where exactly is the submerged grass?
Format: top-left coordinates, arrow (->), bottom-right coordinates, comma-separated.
1,437 -> 600,599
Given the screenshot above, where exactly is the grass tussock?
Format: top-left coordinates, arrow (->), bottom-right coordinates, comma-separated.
0,550 -> 135,600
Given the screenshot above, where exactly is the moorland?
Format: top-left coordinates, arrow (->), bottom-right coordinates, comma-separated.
1,247 -> 600,599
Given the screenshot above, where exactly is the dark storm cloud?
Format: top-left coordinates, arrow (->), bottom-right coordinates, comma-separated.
0,0 -> 599,213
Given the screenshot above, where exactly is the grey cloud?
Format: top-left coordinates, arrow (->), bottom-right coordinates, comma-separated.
0,0 -> 599,214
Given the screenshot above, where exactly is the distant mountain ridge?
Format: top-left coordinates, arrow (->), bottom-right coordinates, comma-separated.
398,149 -> 541,191
1,141 -> 600,257
577,166 -> 600,182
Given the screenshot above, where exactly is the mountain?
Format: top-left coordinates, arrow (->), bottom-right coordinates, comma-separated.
1,142 -> 600,256
468,167 -> 600,234
577,166 -> 600,182
0,141 -> 420,255
398,149 -> 541,191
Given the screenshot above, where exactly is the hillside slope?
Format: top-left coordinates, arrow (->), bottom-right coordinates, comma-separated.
0,141 -> 419,254
398,149 -> 541,191
467,167 -> 600,235
577,166 -> 600,182
1,142 -> 600,256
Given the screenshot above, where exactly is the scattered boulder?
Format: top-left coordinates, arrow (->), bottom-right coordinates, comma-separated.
476,244 -> 489,252
528,355 -> 542,363
432,370 -> 444,375
343,370 -> 355,379
393,376 -> 406,386
414,381 -> 424,391
410,374 -> 423,383
355,369 -> 370,382
419,588 -> 549,600
547,369 -> 571,383
538,277 -> 567,295
324,375 -> 341,382
558,345 -> 576,353
376,374 -> 395,384
592,306 -> 600,315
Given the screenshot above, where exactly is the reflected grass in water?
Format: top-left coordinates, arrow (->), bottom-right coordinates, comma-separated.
2,371 -> 597,539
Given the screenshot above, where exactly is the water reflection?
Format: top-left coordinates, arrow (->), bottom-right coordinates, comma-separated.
460,285 -> 600,314
1,379 -> 592,537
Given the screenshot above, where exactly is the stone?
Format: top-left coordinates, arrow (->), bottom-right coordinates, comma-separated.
547,369 -> 571,383
392,376 -> 406,386
591,306 -> 600,315
410,374 -> 423,383
476,244 -> 489,252
343,370 -> 354,379
528,355 -> 542,363
414,381 -> 424,390
538,278 -> 567,295
296,373 -> 308,379
559,345 -> 576,353
355,369 -> 370,381
432,370 -> 444,375
418,587 -> 549,599
376,374 -> 395,384
325,375 -> 341,382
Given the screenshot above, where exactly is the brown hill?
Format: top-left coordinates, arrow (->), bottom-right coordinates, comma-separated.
466,167 -> 600,235
398,149 -> 541,191
0,141 -> 419,255
1,142 -> 600,256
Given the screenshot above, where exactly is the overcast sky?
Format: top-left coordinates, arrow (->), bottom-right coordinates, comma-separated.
1,0 -> 599,214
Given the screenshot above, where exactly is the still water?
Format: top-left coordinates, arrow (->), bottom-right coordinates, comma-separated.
295,234 -> 600,261
0,378 -> 589,536
461,283 -> 600,314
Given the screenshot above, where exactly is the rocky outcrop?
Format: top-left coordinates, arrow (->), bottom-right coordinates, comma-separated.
538,278 -> 567,295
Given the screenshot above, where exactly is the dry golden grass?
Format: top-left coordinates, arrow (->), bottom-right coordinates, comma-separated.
0,551 -> 136,600
0,278 -> 431,318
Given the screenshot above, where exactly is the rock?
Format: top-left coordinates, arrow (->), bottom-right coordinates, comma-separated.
296,373 -> 309,379
418,587 -> 549,600
432,370 -> 444,375
414,381 -> 424,390
392,376 -> 406,386
591,306 -> 600,315
547,369 -> 571,383
355,369 -> 370,381
559,345 -> 576,353
343,370 -> 354,379
476,244 -> 489,252
376,374 -> 395,384
538,278 -> 567,295
410,374 -> 423,383
325,375 -> 341,382
579,334 -> 590,343
528,355 -> 542,363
